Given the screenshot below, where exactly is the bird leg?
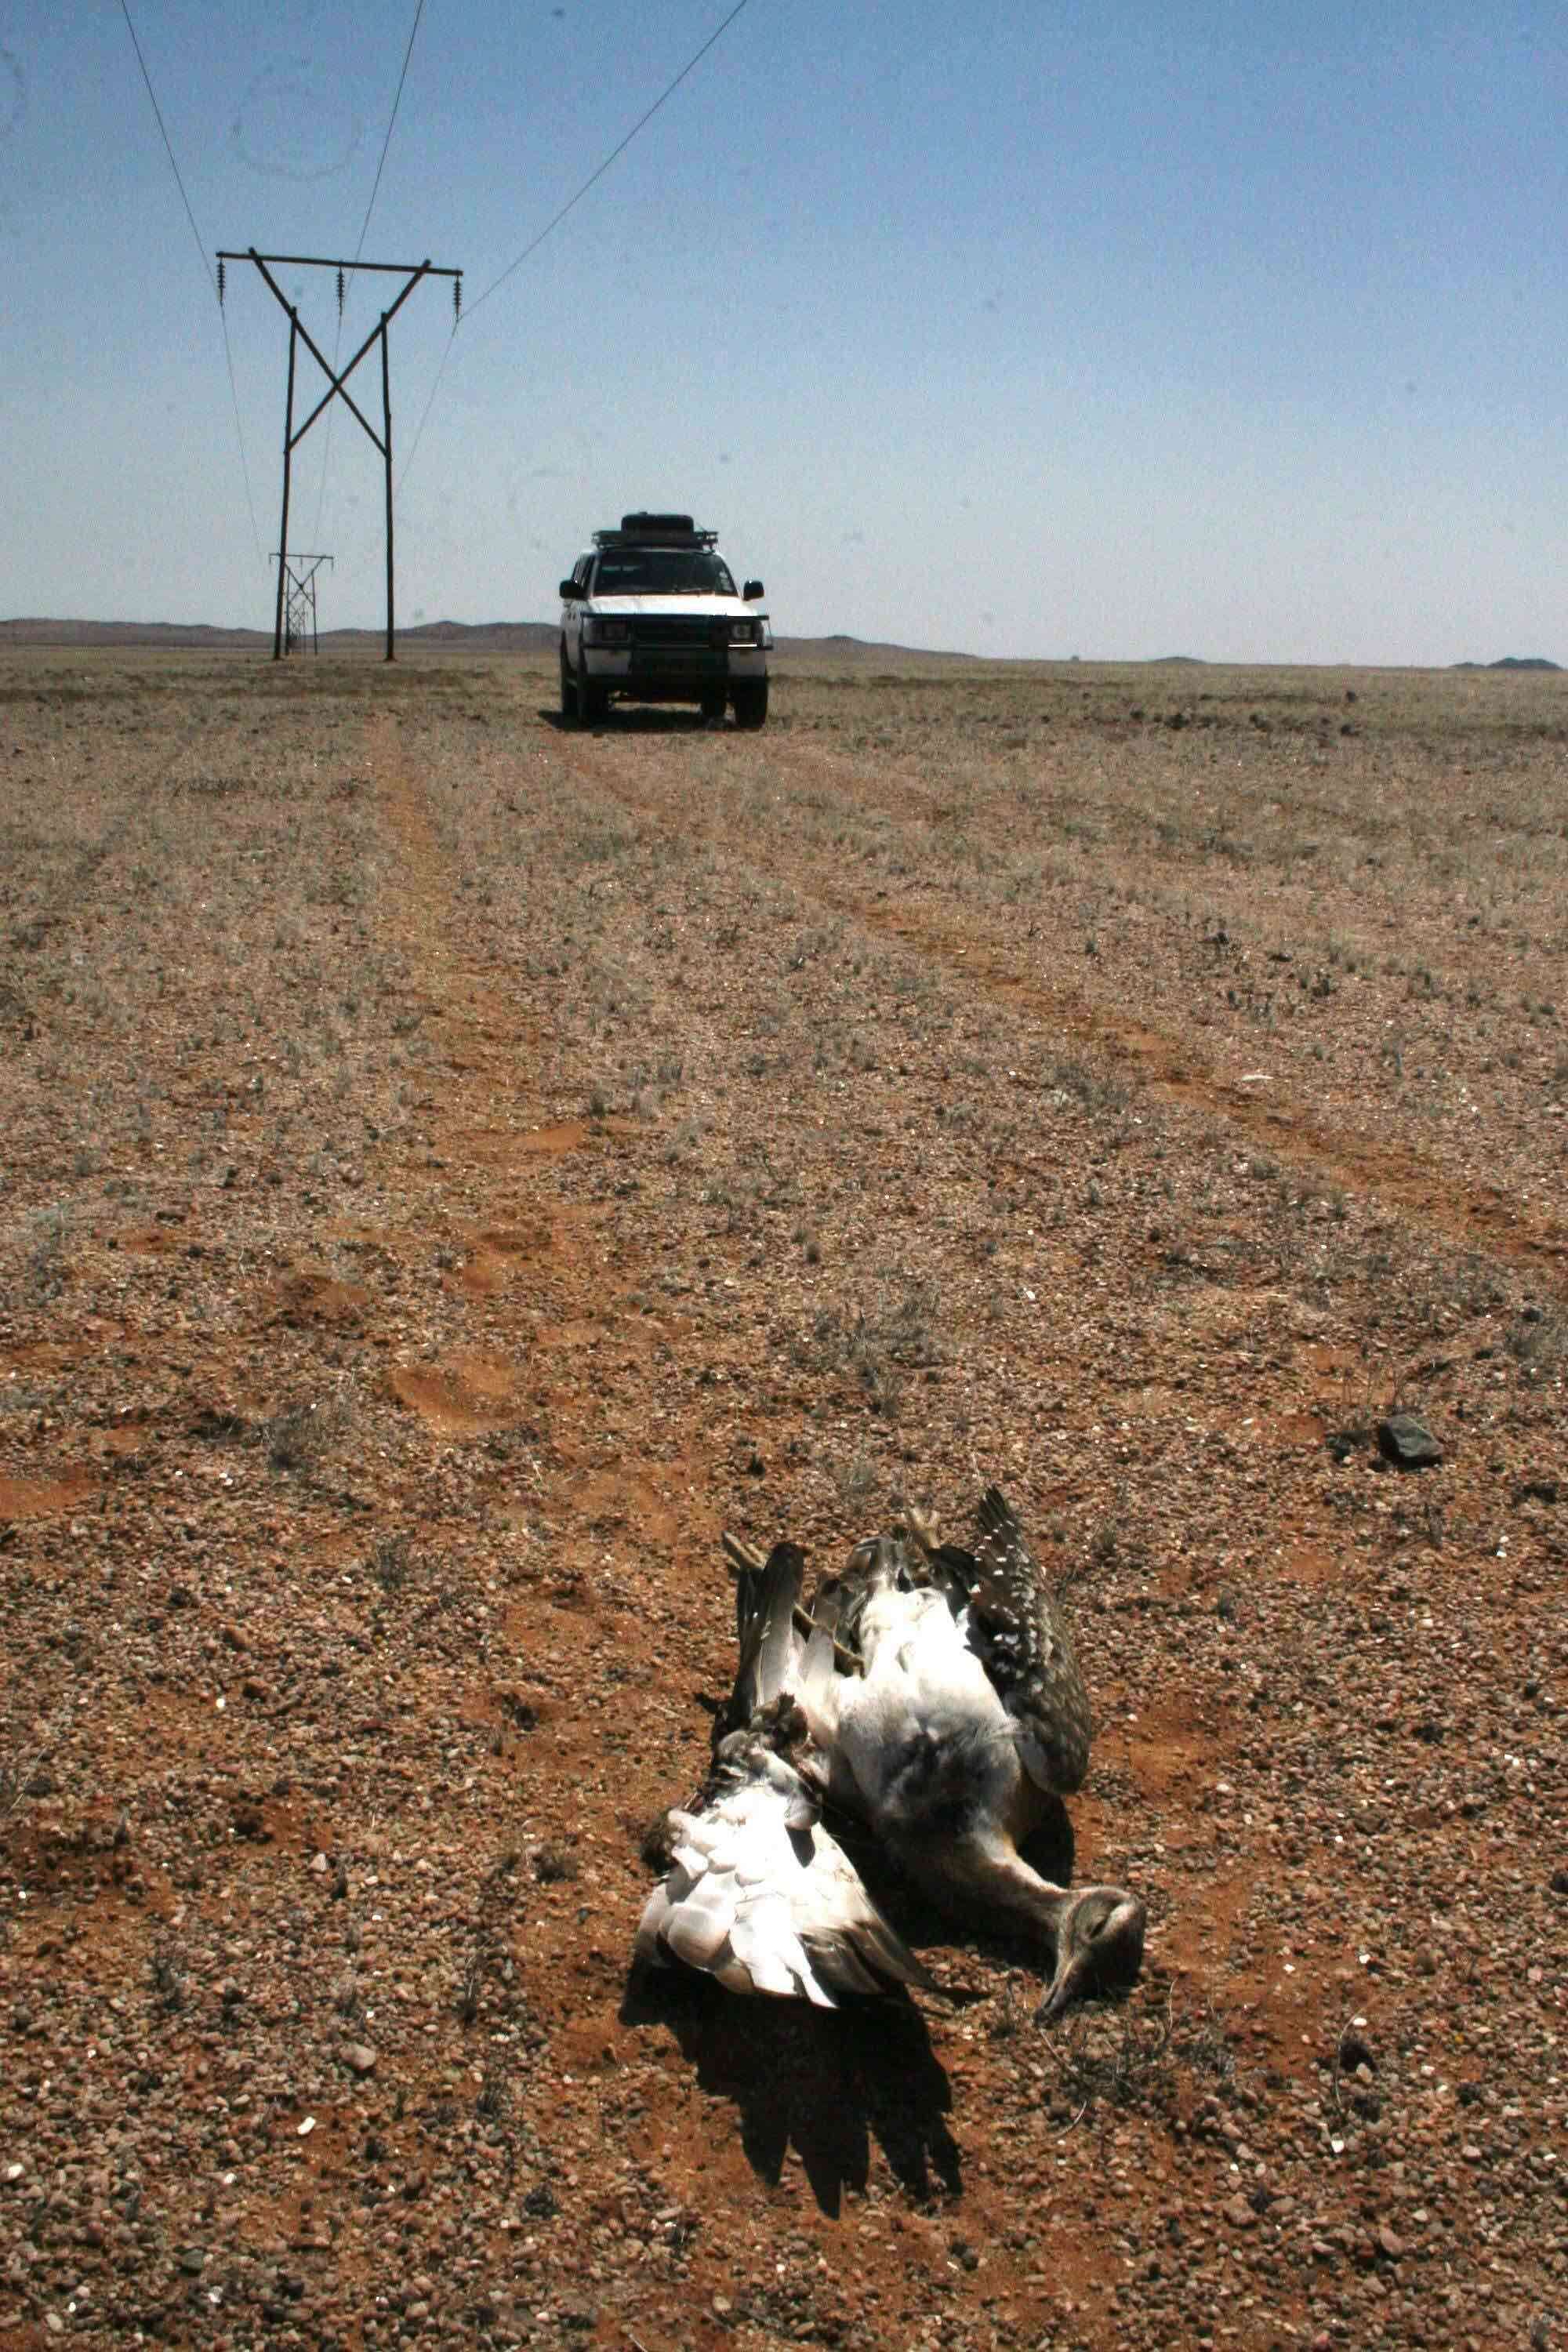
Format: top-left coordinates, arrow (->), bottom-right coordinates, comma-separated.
791,1604 -> 862,1675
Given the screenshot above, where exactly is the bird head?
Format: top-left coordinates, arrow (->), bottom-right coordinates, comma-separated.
1036,1882 -> 1146,2022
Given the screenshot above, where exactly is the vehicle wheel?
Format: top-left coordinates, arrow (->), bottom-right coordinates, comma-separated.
731,681 -> 768,730
579,666 -> 608,727
560,644 -> 578,720
699,691 -> 727,722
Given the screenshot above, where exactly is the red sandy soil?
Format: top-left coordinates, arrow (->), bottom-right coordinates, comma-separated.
0,646 -> 1563,2351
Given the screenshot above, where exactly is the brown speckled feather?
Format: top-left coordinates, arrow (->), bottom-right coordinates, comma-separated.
962,1486 -> 1092,1795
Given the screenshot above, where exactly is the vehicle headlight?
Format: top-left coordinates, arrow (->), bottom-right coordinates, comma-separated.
727,619 -> 760,645
583,617 -> 630,646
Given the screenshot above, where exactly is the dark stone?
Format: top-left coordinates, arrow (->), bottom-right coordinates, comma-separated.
1376,1414 -> 1443,1469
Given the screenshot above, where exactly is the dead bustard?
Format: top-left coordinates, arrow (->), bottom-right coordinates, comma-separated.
723,1487 -> 1146,2020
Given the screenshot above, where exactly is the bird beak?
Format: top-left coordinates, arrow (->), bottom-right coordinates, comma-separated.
1035,1888 -> 1147,2023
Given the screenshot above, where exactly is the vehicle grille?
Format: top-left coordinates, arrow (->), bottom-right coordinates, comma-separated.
630,617 -> 728,650
621,614 -> 728,679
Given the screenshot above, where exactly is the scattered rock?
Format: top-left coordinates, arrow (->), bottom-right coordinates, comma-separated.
340,2042 -> 377,2075
1377,1414 -> 1443,1469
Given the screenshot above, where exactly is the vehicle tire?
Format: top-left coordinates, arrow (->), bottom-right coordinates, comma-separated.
579,666 -> 608,727
699,691 -> 727,721
560,644 -> 578,720
731,681 -> 768,730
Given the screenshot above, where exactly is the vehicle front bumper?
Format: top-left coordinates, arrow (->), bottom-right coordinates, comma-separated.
580,641 -> 768,696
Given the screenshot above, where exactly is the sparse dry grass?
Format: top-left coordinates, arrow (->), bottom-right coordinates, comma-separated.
0,641 -> 1563,2352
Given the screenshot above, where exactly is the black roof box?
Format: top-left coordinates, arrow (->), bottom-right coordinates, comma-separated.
593,510 -> 717,550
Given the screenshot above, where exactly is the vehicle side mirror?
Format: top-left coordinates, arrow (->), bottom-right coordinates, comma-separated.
558,579 -> 581,601
742,579 -> 764,601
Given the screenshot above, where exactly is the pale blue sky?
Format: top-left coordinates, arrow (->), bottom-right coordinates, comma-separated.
2,1 -> 1563,661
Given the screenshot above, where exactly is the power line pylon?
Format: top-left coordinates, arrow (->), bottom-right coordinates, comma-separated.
272,553 -> 333,654
217,248 -> 462,662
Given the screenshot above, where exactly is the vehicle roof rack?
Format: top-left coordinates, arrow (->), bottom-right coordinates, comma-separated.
593,510 -> 717,549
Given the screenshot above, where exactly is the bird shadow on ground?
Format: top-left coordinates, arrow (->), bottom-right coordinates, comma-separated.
619,1970 -> 963,2216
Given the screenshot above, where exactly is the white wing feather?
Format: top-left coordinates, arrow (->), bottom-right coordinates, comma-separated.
639,1762 -> 935,2004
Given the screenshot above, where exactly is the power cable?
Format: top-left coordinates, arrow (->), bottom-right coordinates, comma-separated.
461,0 -> 753,321
218,315 -> 267,568
399,0 -> 753,488
118,0 -> 265,564
352,0 -> 426,270
396,318 -> 458,495
118,0 -> 211,294
314,0 -> 427,540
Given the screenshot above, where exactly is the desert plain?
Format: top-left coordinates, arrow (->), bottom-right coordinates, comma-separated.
0,644 -> 1564,2350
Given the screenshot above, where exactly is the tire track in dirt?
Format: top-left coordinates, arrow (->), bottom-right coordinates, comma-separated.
844,898 -> 1568,1284
365,712 -> 644,1403
365,710 -> 719,1710
581,728 -> 1568,1292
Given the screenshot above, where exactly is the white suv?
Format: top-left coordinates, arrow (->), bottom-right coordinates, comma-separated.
559,513 -> 771,729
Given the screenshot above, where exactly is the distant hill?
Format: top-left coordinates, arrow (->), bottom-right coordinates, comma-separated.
16,619 -> 1557,670
0,617 -> 558,652
0,618 -> 275,648
1452,655 -> 1562,673
0,616 -> 979,662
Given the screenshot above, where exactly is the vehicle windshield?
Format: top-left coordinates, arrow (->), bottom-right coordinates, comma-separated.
592,550 -> 736,596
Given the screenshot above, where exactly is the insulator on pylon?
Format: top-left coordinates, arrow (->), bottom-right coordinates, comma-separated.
452,274 -> 462,323
336,266 -> 346,314
217,257 -> 226,307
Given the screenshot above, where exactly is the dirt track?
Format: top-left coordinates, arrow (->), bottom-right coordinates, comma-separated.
1,648 -> 1564,2350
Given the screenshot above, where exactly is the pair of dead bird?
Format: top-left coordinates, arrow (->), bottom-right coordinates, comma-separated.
634,1488 -> 1146,2021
